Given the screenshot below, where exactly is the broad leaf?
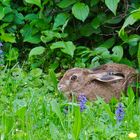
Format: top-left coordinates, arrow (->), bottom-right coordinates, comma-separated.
91,13 -> 106,29
57,0 -> 76,8
29,46 -> 45,57
93,47 -> 108,55
48,69 -> 58,92
90,0 -> 100,6
132,9 -> 140,20
25,14 -> 38,21
24,34 -> 41,44
80,23 -> 96,37
122,15 -> 137,29
20,25 -> 41,44
121,9 -> 140,30
50,41 -> 76,57
25,0 -> 41,8
30,68 -> 42,77
53,13 -> 69,29
6,48 -> 19,61
105,0 -> 120,15
118,29 -> 128,42
14,11 -> 24,25
1,0 -> 11,5
128,34 -> 140,46
0,32 -> 16,43
99,37 -> 115,49
91,17 -> 101,29
41,30 -> 67,43
72,2 -> 89,22
0,6 -> 5,20
111,46 -> 123,62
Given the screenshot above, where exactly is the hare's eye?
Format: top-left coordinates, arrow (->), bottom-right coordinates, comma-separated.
70,75 -> 77,81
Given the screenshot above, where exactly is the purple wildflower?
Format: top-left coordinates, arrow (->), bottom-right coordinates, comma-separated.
115,103 -> 124,122
78,95 -> 87,112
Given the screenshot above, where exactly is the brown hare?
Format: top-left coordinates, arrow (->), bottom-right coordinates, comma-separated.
58,63 -> 137,102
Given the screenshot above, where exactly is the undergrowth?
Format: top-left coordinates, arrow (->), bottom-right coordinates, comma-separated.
0,66 -> 140,140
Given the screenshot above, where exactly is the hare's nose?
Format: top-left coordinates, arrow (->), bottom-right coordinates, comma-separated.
58,85 -> 65,91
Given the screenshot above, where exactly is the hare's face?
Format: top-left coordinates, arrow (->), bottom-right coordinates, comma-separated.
58,68 -> 89,95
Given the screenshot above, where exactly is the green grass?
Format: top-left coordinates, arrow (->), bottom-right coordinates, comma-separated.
0,67 -> 140,140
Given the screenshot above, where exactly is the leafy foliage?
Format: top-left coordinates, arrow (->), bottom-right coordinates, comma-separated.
0,0 -> 139,70
0,67 -> 140,139
0,1 -> 140,140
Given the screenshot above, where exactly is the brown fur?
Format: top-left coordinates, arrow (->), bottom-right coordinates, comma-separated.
58,63 -> 137,102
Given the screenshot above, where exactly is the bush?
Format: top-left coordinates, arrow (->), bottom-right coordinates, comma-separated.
0,0 -> 140,70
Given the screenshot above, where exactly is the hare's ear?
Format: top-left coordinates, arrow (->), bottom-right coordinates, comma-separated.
96,74 -> 124,82
89,72 -> 124,82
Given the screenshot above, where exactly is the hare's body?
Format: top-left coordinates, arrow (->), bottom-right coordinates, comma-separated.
58,63 -> 137,102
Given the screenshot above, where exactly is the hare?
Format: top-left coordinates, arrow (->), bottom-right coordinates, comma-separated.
58,63 -> 137,102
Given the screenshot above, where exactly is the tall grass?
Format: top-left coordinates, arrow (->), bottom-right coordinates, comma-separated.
0,67 -> 139,140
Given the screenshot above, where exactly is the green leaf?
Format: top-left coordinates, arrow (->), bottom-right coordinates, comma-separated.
20,25 -> 41,44
90,0 -> 100,6
91,17 -> 101,29
102,50 -> 110,59
93,47 -> 108,55
2,113 -> 14,134
91,13 -> 106,29
2,6 -> 12,14
138,42 -> 140,68
57,0 -> 76,8
0,32 -> 16,43
24,34 -> 41,44
3,13 -> 14,23
122,15 -> 137,29
118,29 -> 128,42
1,0 -> 11,6
120,58 -> 134,66
129,46 -> 138,57
41,30 -> 67,43
53,13 -> 69,29
132,9 -> 140,20
118,9 -> 140,37
30,68 -> 42,77
72,2 -> 89,22
51,99 -> 65,131
111,46 -> 123,62
48,69 -> 58,92
29,46 -> 45,57
80,23 -> 95,37
99,37 -> 115,49
50,41 -> 76,57
14,11 -> 24,25
25,14 -> 38,21
106,16 -> 122,24
127,87 -> 135,104
73,106 -> 81,140
25,0 -> 41,8
6,48 -> 19,61
128,34 -> 140,46
0,6 -> 5,20
105,0 -> 120,15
